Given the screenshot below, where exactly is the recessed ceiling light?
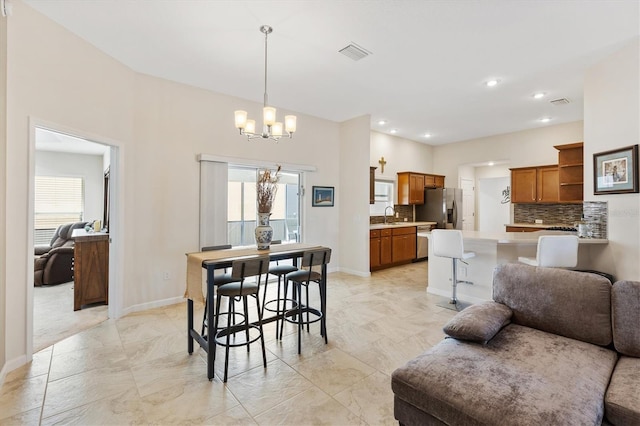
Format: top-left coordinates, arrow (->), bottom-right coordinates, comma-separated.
423,133 -> 432,138
390,129 -> 397,134
485,79 -> 500,87
488,162 -> 495,166
539,117 -> 552,123
378,120 -> 386,125
533,92 -> 545,99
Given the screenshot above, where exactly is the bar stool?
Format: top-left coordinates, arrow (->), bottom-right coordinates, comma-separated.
431,230 -> 475,309
282,248 -> 331,354
518,235 -> 579,268
262,241 -> 298,340
200,245 -> 239,340
213,255 -> 269,382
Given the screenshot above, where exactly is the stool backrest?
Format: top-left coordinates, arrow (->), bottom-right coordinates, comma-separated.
536,235 -> 579,268
301,248 -> 332,268
231,255 -> 270,280
431,229 -> 464,259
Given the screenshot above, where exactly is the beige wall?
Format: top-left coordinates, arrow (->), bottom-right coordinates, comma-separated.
0,11 -> 7,375
584,37 -> 640,281
3,0 -> 346,370
432,121 -> 584,185
340,115 -> 371,276
370,131 -> 434,184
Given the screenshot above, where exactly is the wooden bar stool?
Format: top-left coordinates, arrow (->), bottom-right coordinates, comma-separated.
213,255 -> 270,382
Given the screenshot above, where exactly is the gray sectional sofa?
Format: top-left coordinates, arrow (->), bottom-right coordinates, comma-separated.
392,264 -> 640,426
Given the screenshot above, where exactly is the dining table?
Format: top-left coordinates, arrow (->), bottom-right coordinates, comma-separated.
184,242 -> 329,380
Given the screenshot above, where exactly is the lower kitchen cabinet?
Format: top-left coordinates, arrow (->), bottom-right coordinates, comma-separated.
370,226 -> 416,271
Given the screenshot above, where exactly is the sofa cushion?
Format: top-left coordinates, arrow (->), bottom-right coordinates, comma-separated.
392,324 -> 617,426
492,264 -> 612,346
443,301 -> 512,343
611,280 -> 640,357
605,356 -> 640,426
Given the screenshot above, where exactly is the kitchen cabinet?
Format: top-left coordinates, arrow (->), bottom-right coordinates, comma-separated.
370,226 -> 414,271
510,165 -> 559,203
555,142 -> 584,203
72,230 -> 109,311
369,167 -> 377,204
398,172 -> 424,205
424,174 -> 446,189
392,226 -> 417,263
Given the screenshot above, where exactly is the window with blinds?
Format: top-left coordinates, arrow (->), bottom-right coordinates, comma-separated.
34,176 -> 84,245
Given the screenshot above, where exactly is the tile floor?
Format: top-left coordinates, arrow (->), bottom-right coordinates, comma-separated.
1,261 -> 456,425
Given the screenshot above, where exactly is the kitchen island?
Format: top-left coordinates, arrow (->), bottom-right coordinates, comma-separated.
421,230 -> 609,303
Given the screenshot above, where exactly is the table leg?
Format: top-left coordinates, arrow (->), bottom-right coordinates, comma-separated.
207,267 -> 215,380
321,264 -> 328,343
188,298 -> 194,354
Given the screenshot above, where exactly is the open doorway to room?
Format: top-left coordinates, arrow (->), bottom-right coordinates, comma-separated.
32,127 -> 112,351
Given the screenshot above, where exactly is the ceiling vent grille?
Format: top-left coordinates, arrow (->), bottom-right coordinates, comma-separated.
339,43 -> 371,61
550,98 -> 570,106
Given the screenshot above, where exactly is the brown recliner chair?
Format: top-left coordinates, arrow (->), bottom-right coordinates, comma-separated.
34,221 -> 88,286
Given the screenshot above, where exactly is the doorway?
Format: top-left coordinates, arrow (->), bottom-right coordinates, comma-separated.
29,124 -> 121,353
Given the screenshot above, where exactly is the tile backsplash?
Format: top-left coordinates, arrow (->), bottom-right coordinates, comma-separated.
514,201 -> 607,238
370,204 -> 413,224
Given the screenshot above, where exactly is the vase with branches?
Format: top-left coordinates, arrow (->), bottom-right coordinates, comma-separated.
255,165 -> 281,249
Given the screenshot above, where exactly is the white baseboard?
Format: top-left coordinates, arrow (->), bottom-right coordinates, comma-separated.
0,354 -> 29,389
121,296 -> 186,317
336,267 -> 370,277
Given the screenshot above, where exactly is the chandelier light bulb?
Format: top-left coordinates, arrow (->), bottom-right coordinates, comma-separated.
272,122 -> 283,137
263,106 -> 276,126
285,115 -> 297,133
245,119 -> 256,134
234,110 -> 248,129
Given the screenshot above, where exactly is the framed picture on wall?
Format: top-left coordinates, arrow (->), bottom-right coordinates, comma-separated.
312,186 -> 334,207
593,144 -> 639,195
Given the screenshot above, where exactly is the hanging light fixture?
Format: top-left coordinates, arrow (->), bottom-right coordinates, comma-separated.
234,25 -> 297,141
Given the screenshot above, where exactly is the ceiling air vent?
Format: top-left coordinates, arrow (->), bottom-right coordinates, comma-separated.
338,43 -> 371,61
550,98 -> 570,106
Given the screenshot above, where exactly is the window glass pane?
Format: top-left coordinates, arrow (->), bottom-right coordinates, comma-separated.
369,180 -> 395,216
34,176 -> 84,245
228,166 -> 300,246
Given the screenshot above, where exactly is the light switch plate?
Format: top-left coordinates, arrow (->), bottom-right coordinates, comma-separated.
535,219 -> 543,224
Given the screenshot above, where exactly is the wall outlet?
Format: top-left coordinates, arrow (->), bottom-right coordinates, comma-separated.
535,219 -> 543,224
395,212 -> 399,218
163,272 -> 170,280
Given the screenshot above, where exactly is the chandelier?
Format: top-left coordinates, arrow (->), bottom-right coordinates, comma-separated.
234,25 -> 297,141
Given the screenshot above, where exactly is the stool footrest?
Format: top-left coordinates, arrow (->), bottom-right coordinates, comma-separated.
214,324 -> 263,347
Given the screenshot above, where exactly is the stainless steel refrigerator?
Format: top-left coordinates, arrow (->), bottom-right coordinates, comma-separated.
415,188 -> 463,229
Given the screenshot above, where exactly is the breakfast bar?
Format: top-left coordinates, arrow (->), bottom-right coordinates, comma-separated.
422,230 -> 609,303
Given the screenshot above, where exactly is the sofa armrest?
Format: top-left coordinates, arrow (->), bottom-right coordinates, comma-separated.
34,245 -> 51,256
443,301 -> 513,343
48,246 -> 74,256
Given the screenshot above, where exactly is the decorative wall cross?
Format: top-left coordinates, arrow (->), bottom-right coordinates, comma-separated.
378,156 -> 387,173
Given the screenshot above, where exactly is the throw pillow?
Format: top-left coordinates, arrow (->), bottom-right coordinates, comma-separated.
443,301 -> 512,343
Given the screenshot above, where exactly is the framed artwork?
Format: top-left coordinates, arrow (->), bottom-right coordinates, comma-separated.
593,144 -> 639,195
312,186 -> 334,207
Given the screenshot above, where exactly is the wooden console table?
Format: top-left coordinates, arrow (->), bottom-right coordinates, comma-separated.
71,229 -> 109,311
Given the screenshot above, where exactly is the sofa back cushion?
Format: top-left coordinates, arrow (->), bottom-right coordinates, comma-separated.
611,280 -> 640,357
493,264 -> 612,346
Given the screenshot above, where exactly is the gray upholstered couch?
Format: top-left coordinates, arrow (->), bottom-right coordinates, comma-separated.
392,264 -> 640,426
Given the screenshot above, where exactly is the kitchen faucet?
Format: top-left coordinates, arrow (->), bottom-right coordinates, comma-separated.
384,206 -> 395,224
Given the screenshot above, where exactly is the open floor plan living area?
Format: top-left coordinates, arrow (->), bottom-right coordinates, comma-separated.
1,1 -> 639,425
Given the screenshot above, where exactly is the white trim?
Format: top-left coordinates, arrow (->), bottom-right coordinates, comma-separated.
28,118 -> 126,364
198,153 -> 317,173
121,296 -> 186,317
0,354 -> 28,387
337,267 -> 370,277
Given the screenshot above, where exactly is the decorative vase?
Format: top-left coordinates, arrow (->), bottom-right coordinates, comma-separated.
255,212 -> 273,250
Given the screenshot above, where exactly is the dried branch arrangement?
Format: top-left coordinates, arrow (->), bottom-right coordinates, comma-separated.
257,165 -> 281,213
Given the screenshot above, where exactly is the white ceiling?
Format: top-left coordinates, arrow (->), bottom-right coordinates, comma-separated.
23,0 -> 640,145
36,128 -> 109,155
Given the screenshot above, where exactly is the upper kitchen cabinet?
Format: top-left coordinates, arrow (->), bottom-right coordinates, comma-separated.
398,172 -> 425,205
555,142 -> 584,203
424,174 -> 446,189
510,165 -> 559,203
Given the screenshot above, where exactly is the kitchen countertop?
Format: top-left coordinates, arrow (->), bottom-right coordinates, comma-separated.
370,221 -> 437,230
418,229 -> 607,244
505,223 -> 574,229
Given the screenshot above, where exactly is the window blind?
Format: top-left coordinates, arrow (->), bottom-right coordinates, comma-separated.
34,176 -> 84,244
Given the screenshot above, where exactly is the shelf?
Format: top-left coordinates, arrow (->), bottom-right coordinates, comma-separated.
559,163 -> 583,168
